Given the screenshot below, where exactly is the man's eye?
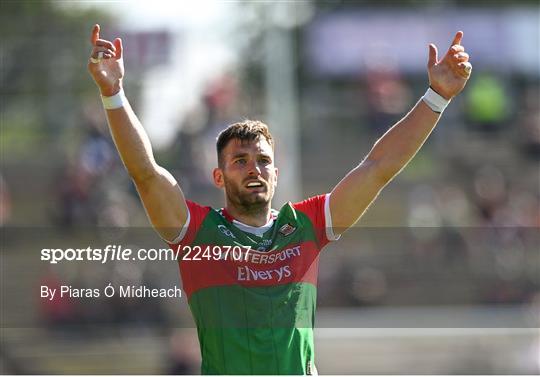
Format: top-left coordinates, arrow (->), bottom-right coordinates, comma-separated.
260,158 -> 271,164
235,159 -> 246,164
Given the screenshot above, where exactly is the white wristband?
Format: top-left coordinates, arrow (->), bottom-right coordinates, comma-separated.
422,87 -> 450,114
101,89 -> 127,110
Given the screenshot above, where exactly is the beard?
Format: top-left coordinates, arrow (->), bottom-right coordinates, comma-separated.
223,176 -> 275,215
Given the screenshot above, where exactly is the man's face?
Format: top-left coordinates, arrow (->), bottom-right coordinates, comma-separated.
213,137 -> 278,211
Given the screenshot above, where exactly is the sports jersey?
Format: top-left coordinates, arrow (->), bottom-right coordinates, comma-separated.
169,194 -> 338,375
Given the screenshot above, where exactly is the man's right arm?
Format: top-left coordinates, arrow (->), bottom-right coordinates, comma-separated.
87,24 -> 188,242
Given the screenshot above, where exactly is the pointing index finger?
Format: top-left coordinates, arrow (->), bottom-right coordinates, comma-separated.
91,24 -> 100,45
451,31 -> 463,46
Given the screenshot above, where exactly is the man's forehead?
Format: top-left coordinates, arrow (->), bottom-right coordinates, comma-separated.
223,137 -> 273,155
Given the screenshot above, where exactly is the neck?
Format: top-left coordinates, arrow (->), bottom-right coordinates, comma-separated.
225,202 -> 271,227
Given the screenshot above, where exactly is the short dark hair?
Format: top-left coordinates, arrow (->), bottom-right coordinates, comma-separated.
216,120 -> 274,166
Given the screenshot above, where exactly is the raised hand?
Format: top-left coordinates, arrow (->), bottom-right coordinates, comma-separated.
87,24 -> 124,96
427,31 -> 472,100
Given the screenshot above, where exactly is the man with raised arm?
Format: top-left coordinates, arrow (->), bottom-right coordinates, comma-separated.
88,24 -> 471,375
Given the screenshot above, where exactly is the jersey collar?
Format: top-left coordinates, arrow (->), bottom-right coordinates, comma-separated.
220,208 -> 279,237
220,207 -> 278,224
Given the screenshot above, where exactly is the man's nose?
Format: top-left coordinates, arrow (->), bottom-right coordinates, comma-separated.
247,161 -> 261,175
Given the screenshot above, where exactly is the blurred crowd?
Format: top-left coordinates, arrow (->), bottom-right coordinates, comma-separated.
1,3 -> 538,372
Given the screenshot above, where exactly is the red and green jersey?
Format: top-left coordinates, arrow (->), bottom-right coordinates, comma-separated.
169,194 -> 338,375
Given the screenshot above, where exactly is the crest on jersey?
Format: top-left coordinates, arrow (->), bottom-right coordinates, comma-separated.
278,223 -> 296,236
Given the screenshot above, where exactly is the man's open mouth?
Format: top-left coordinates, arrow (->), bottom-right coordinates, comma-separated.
245,181 -> 264,188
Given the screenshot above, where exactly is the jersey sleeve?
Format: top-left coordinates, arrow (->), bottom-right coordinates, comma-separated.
292,193 -> 340,249
167,200 -> 210,249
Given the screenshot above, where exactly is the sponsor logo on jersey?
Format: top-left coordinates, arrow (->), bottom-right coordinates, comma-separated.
237,265 -> 291,282
218,224 -> 236,239
246,246 -> 301,264
279,223 -> 297,236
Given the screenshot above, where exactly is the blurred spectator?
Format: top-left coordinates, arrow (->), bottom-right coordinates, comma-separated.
473,165 -> 508,225
516,84 -> 540,160
169,72 -> 241,193
349,267 -> 388,305
203,72 -> 239,127
435,184 -> 474,227
465,73 -> 510,133
79,126 -> 115,177
53,107 -> 133,227
364,63 -> 412,135
38,267 -> 78,328
167,330 -> 200,374
55,159 -> 95,227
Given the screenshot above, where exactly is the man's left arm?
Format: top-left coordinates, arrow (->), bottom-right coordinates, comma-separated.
329,31 -> 472,235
